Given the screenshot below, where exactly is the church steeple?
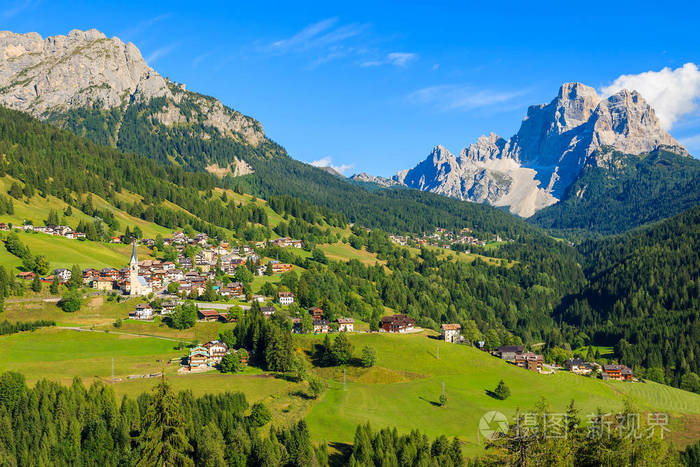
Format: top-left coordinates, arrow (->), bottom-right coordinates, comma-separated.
130,240 -> 138,266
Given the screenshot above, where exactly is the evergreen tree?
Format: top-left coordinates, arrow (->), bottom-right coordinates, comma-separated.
31,274 -> 42,293
493,380 -> 511,400
137,378 -> 193,466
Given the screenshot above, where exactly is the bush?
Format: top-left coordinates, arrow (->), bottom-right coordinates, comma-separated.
219,353 -> 243,373
248,402 -> 271,427
58,290 -> 82,313
167,302 -> 197,329
361,345 -> 377,368
307,375 -> 327,399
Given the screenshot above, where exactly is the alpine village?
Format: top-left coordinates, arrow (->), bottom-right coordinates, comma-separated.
0,7 -> 698,467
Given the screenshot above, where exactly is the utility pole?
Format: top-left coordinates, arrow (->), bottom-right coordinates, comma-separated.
437,342 -> 439,360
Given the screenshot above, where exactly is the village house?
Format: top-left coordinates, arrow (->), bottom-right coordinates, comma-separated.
0,223 -> 8,231
337,318 -> 354,332
129,303 -> 154,320
278,291 -> 294,306
93,278 -> 115,291
565,359 -> 596,375
261,306 -> 276,318
188,346 -> 210,368
16,271 -> 36,280
309,307 -> 324,320
514,352 -> 544,372
380,314 -> 415,333
493,345 -> 525,362
441,323 -> 462,343
602,364 -> 634,381
269,237 -> 303,248
53,268 -> 72,283
202,340 -> 229,364
313,319 -> 331,333
198,309 -> 228,322
161,301 -> 179,314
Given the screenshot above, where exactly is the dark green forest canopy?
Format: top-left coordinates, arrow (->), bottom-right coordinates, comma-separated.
531,147 -> 700,237
557,207 -> 700,388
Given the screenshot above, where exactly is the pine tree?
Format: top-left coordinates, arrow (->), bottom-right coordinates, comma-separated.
137,378 -> 193,466
31,274 -> 42,293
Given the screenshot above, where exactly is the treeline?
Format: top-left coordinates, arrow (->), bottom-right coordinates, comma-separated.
0,320 -> 55,335
557,206 -> 700,390
0,372 -> 323,466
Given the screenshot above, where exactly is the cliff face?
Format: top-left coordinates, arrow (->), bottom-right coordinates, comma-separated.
393,83 -> 688,217
0,29 -> 264,146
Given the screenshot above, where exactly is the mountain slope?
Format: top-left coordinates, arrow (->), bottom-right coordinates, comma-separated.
557,206 -> 700,386
531,147 -> 700,235
391,83 -> 690,217
0,28 -> 548,238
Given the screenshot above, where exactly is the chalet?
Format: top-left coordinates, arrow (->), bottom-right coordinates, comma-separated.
161,301 -> 179,314
494,345 -> 525,362
261,306 -> 276,318
129,304 -> 154,320
198,309 -> 228,322
380,314 -> 415,333
221,282 -> 244,297
202,340 -> 229,364
602,364 -> 634,381
565,359 -> 595,375
53,268 -> 72,282
252,295 -> 266,303
337,318 -> 354,332
0,223 -> 8,231
188,346 -> 210,368
441,323 -> 461,343
17,271 -> 36,280
270,262 -> 293,274
110,236 -> 122,243
514,352 -> 544,372
278,291 -> 294,306
313,319 -> 331,333
309,307 -> 324,320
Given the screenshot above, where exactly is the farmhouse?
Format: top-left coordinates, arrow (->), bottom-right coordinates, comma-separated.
278,291 -> 294,305
565,359 -> 595,375
309,307 -> 324,320
441,323 -> 461,343
198,309 -> 227,322
53,268 -> 72,282
261,306 -> 276,318
602,364 -> 634,381
202,340 -> 229,364
129,304 -> 153,320
17,271 -> 36,280
494,345 -> 525,362
337,318 -> 354,332
188,346 -> 210,368
514,352 -> 544,372
380,314 -> 415,333
313,319 -> 331,333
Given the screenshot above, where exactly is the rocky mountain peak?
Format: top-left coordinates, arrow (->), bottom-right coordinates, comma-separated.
0,28 -> 264,146
393,81 -> 688,217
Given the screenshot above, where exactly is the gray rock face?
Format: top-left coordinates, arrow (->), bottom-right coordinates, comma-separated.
0,29 -> 263,146
395,82 -> 688,217
349,173 -> 401,187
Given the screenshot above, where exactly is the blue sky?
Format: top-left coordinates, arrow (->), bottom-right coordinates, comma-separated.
4,0 -> 700,175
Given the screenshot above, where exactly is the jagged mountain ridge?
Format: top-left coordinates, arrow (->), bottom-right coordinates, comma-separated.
387,83 -> 689,217
0,29 -> 264,172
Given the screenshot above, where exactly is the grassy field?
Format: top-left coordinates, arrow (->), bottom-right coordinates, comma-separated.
302,332 -> 700,455
0,320 -> 699,456
319,243 -> 385,266
3,230 -> 153,271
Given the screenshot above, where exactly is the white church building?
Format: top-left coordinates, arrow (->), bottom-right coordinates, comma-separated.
125,241 -> 152,297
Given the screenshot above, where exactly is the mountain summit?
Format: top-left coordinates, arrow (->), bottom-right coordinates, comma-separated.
391,83 -> 688,216
0,29 -> 264,155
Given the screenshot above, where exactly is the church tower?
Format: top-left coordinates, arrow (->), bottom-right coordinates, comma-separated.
129,240 -> 140,296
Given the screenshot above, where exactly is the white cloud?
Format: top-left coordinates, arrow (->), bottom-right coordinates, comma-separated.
2,0 -> 33,18
361,52 -> 417,68
269,18 -> 364,53
601,63 -> 700,130
407,84 -> 528,112
309,156 -> 354,175
679,134 -> 700,155
146,42 -> 179,64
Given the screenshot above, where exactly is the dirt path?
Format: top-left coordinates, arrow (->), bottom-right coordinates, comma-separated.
57,326 -> 182,342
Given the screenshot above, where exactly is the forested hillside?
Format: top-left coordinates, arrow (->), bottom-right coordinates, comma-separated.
557,207 -> 700,389
46,104 -> 541,237
531,147 -> 700,236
